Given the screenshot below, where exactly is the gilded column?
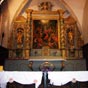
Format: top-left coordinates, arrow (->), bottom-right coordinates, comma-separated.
58,9 -> 66,59
25,9 -> 33,59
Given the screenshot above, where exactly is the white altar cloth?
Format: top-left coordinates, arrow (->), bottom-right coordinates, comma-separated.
0,71 -> 88,88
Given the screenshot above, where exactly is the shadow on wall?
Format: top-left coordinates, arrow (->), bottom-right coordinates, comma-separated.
0,46 -> 8,65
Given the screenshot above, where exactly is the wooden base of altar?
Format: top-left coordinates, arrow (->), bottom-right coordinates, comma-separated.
4,59 -> 87,71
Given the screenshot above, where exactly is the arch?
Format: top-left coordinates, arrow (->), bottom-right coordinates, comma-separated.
60,0 -> 82,34
11,0 -> 82,34
12,0 -> 32,22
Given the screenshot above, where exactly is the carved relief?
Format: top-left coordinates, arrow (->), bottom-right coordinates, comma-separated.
38,2 -> 53,11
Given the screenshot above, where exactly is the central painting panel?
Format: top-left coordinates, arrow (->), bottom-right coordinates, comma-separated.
33,20 -> 58,49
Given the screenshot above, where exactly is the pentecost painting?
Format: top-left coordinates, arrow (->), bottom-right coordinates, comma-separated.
33,20 -> 58,49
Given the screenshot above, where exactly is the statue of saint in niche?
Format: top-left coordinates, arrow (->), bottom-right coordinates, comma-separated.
67,28 -> 74,49
16,28 -> 24,44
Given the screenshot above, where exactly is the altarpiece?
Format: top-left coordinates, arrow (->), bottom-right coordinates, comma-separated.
8,2 -> 84,60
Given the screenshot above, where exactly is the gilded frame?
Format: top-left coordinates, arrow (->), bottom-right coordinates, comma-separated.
31,10 -> 60,50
